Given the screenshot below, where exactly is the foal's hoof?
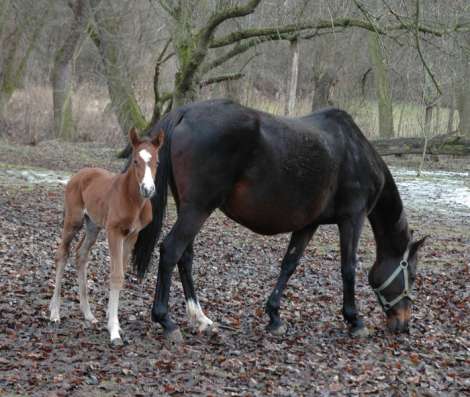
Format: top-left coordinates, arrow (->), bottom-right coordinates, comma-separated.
164,328 -> 183,345
267,322 -> 287,336
350,325 -> 370,338
110,337 -> 124,347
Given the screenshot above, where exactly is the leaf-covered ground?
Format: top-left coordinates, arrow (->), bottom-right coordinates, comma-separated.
0,141 -> 469,396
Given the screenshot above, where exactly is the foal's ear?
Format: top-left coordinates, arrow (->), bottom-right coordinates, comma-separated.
151,129 -> 165,149
410,235 -> 429,257
129,127 -> 141,147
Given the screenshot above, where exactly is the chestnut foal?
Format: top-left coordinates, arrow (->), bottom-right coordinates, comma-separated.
49,128 -> 164,345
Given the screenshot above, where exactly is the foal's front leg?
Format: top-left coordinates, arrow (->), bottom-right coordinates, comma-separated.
107,228 -> 125,345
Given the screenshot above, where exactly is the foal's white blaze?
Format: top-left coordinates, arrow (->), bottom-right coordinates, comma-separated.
186,299 -> 213,332
139,149 -> 155,192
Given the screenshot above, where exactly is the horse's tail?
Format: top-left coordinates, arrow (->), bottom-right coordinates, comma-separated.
132,110 -> 185,279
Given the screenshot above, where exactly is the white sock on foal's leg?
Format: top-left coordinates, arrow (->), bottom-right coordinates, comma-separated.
186,299 -> 214,333
107,288 -> 122,343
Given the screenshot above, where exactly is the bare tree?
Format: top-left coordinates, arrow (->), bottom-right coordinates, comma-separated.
51,0 -> 87,139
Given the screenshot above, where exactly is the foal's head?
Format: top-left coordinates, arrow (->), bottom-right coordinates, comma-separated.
129,128 -> 164,199
369,234 -> 427,333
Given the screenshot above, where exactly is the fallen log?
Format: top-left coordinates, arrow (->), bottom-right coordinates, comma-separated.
371,133 -> 470,156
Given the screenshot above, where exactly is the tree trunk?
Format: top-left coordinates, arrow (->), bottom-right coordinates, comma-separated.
368,31 -> 394,138
0,1 -> 52,119
457,63 -> 470,137
371,133 -> 470,156
447,94 -> 455,134
311,67 -> 336,111
51,0 -> 86,139
88,0 -> 146,136
285,39 -> 299,116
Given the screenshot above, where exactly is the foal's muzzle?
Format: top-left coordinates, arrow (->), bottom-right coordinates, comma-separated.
140,184 -> 155,198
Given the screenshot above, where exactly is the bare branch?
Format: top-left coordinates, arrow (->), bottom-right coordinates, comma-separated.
414,0 -> 442,97
199,72 -> 244,87
210,16 -> 470,49
200,0 -> 262,43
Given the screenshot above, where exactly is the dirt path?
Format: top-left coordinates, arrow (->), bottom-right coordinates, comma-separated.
0,141 -> 469,396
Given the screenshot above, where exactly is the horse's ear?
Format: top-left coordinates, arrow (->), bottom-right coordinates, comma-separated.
410,235 -> 428,257
151,129 -> 164,149
129,127 -> 140,147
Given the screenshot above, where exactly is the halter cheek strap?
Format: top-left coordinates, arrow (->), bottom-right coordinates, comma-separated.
373,247 -> 411,311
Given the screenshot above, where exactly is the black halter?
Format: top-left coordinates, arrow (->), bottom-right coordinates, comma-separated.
373,247 -> 411,311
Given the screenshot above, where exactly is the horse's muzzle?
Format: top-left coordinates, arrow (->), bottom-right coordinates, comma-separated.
386,304 -> 411,333
140,185 -> 155,198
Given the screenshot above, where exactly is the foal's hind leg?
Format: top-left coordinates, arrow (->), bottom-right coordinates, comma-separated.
338,214 -> 368,337
76,216 -> 100,324
265,224 -> 317,335
50,211 -> 83,322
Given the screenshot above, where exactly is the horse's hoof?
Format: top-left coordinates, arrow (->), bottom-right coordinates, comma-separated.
110,337 -> 124,347
164,328 -> 183,344
267,322 -> 287,336
84,318 -> 98,328
201,322 -> 219,338
351,325 -> 370,338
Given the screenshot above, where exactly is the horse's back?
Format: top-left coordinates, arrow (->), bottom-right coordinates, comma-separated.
169,100 -> 387,233
65,168 -> 115,212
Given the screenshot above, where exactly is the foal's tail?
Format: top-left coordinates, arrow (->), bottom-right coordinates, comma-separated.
131,110 -> 185,279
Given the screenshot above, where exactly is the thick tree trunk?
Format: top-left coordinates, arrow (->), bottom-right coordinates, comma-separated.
0,1 -> 51,119
372,133 -> 470,156
51,0 -> 86,139
311,67 -> 336,111
88,0 -> 146,136
368,31 -> 394,138
285,39 -> 299,116
51,62 -> 75,139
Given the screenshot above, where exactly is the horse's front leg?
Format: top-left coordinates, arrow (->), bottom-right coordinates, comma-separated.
265,224 -> 317,335
107,227 -> 125,345
151,207 -> 209,343
338,215 -> 368,337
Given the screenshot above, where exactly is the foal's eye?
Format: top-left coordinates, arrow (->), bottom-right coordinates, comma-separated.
134,160 -> 138,165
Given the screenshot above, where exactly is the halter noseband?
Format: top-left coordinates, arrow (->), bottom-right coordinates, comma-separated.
373,247 -> 411,311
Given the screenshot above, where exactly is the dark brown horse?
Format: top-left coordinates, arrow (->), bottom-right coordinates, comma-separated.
132,99 -> 426,342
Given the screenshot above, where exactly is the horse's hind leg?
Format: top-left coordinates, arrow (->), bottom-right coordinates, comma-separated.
265,224 -> 317,335
49,208 -> 83,323
338,214 -> 368,337
178,241 -> 215,334
152,207 -> 211,341
76,215 -> 100,324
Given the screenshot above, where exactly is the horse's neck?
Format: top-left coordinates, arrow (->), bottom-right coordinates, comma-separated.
369,170 -> 410,260
119,170 -> 144,209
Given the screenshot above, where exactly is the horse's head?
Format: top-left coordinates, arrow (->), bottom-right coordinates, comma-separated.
368,235 -> 427,333
129,128 -> 164,199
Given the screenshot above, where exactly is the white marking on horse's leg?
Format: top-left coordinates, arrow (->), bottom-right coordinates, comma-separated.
107,288 -> 121,341
186,299 -> 213,333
